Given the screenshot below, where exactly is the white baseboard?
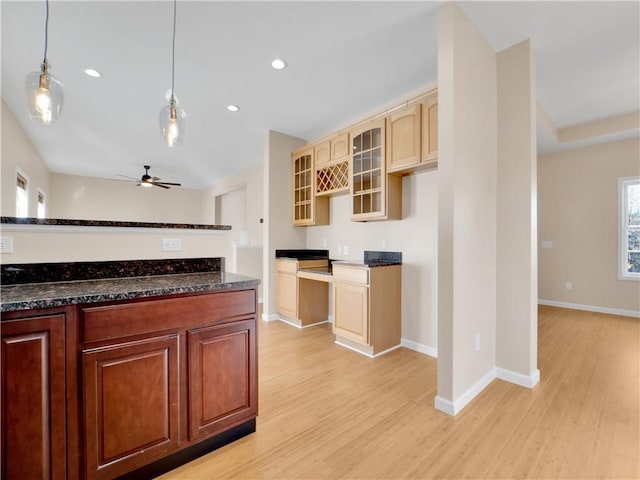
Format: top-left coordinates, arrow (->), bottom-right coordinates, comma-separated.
401,338 -> 438,358
434,368 -> 496,416
277,317 -> 329,329
539,299 -> 640,318
496,367 -> 540,388
262,313 -> 280,322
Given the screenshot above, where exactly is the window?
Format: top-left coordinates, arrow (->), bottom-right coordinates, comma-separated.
16,170 -> 29,218
619,176 -> 640,280
37,190 -> 46,219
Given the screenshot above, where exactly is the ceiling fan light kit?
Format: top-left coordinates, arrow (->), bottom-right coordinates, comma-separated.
159,0 -> 186,147
26,0 -> 63,126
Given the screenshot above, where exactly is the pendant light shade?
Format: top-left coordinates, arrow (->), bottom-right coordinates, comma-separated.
160,0 -> 185,147
26,0 -> 63,126
160,97 -> 185,147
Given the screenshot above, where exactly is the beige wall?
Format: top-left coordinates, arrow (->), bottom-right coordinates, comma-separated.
1,100 -> 51,217
538,137 -> 640,313
263,130 -> 306,317
437,2 -> 498,410
305,171 -> 439,350
496,40 -> 538,379
0,229 -> 228,264
48,173 -> 208,224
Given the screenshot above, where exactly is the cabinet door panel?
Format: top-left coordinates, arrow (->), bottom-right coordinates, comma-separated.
387,103 -> 421,172
333,282 -> 368,344
1,315 -> 66,480
188,320 -> 257,440
314,140 -> 331,167
422,93 -> 438,163
276,272 -> 297,319
330,132 -> 349,161
83,335 -> 179,480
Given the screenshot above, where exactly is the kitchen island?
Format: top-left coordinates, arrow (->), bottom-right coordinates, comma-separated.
1,258 -> 259,480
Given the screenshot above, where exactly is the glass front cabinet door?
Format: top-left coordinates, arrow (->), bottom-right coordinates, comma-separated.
349,119 -> 401,221
291,148 -> 329,226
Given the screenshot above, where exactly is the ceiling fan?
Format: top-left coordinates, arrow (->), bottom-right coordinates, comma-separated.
118,165 -> 182,189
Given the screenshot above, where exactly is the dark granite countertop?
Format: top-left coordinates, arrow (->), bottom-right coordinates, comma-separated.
1,216 -> 230,230
332,260 -> 402,268
0,272 -> 259,313
275,249 -> 329,260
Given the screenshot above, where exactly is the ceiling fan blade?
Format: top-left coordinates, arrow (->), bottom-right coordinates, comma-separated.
155,182 -> 181,186
151,176 -> 161,181
117,174 -> 139,181
153,183 -> 170,189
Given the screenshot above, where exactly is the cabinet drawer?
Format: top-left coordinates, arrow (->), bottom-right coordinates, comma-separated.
332,265 -> 369,285
276,259 -> 298,274
81,290 -> 256,343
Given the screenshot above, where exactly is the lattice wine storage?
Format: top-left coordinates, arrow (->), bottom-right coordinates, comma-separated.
316,161 -> 349,196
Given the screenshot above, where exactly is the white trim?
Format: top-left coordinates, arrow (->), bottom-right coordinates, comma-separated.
495,367 -> 540,388
36,187 -> 47,219
15,167 -> 30,218
262,313 -> 280,322
372,344 -> 402,358
401,338 -> 438,358
276,316 -> 329,329
0,224 -> 228,235
539,299 -> 640,318
618,176 -> 640,281
434,368 -> 497,416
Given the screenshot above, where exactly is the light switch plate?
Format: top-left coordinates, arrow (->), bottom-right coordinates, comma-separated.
0,236 -> 14,253
162,238 -> 182,252
541,240 -> 553,249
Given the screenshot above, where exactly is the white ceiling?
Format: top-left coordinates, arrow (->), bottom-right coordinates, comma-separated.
2,1 -> 638,189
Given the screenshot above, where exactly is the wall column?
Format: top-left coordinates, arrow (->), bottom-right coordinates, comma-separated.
436,2 -> 498,415
262,130 -> 306,319
496,40 -> 539,386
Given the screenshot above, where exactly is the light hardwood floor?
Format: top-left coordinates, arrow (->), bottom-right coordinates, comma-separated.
158,306 -> 639,479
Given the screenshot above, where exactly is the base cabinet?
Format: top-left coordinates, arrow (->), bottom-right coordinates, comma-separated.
1,287 -> 258,480
82,335 -> 180,480
332,263 -> 401,357
1,313 -> 67,480
188,320 -> 257,440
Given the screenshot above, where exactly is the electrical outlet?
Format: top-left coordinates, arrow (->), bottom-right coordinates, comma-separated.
541,240 -> 553,249
0,236 -> 14,253
565,281 -> 573,291
343,245 -> 349,256
381,237 -> 388,249
475,333 -> 481,352
162,238 -> 182,252
322,238 -> 328,248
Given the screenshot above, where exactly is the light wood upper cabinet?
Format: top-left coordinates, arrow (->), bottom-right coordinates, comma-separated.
349,118 -> 401,221
330,132 -> 349,162
386,102 -> 422,173
292,148 -> 329,226
314,140 -> 331,168
422,92 -> 438,166
385,89 -> 438,175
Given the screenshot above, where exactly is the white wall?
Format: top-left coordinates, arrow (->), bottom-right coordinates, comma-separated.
436,2 -> 498,413
263,130 -> 306,318
496,40 -> 538,380
538,137 -> 640,314
48,173 -> 209,224
1,100 -> 51,217
305,171 -> 439,350
0,228 -> 228,264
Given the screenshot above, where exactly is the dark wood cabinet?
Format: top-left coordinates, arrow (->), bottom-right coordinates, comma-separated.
1,286 -> 257,480
82,335 -> 180,480
1,313 -> 67,480
188,319 -> 257,440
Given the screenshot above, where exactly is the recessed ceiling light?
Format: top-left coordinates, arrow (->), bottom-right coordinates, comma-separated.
227,105 -> 240,112
84,68 -> 102,78
271,58 -> 287,70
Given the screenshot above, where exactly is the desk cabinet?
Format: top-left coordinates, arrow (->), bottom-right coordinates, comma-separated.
276,259 -> 329,327
332,263 -> 401,357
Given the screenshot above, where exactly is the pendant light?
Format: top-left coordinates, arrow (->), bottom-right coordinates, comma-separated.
159,0 -> 185,147
25,0 -> 63,126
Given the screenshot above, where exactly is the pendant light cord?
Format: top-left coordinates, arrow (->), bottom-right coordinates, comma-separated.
170,0 -> 176,100
43,0 -> 49,64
